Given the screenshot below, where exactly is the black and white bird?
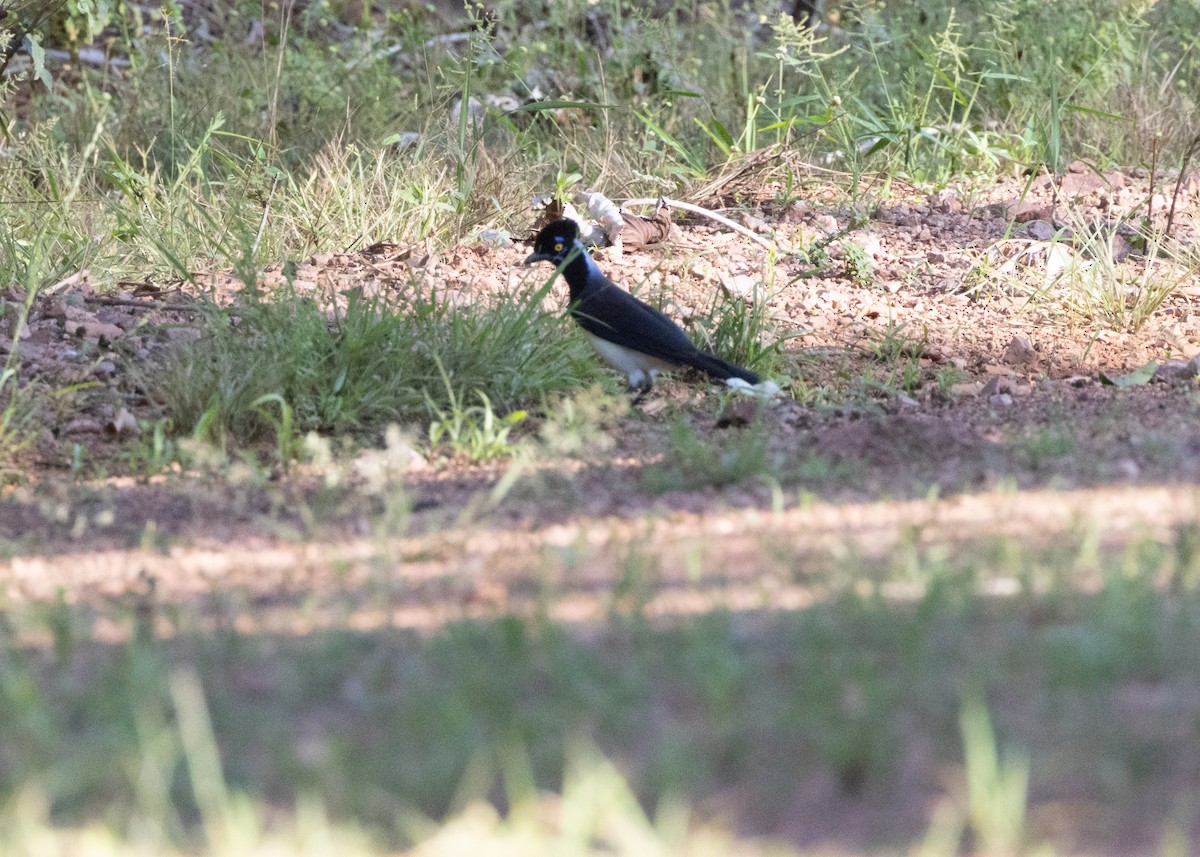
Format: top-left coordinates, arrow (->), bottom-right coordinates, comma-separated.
524,218 -> 763,399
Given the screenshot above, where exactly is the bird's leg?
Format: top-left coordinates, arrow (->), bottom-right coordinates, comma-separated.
629,377 -> 653,407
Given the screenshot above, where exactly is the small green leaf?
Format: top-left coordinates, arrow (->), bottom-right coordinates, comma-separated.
22,34 -> 53,89
513,100 -> 613,113
695,119 -> 734,156
1064,104 -> 1130,122
1100,360 -> 1157,387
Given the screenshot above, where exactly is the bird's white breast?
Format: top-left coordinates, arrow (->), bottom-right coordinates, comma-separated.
585,333 -> 680,388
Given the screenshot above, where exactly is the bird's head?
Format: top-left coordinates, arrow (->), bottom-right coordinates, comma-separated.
524,218 -> 582,266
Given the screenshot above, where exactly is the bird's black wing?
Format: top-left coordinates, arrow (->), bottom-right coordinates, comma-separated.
572,285 -> 701,366
569,276 -> 762,385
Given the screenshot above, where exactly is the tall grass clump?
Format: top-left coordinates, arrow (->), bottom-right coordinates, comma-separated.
2,103 -> 532,288
795,10 -> 1026,184
9,0 -> 1200,252
690,280 -> 796,382
764,0 -> 1199,179
1053,217 -> 1199,332
146,283 -> 602,451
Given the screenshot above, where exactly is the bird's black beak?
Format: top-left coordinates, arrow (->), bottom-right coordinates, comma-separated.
524,251 -> 551,265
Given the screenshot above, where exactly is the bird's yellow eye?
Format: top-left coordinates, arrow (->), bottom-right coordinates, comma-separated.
553,241 -> 564,252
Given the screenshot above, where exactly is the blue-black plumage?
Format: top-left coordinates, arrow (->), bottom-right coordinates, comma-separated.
524,218 -> 762,395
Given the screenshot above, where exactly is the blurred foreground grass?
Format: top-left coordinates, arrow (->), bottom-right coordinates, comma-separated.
3,508 -> 1200,856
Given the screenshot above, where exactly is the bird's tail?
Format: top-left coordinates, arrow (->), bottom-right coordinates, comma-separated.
686,351 -> 762,386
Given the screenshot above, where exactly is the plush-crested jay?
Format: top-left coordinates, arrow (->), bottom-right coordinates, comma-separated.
524,218 -> 762,397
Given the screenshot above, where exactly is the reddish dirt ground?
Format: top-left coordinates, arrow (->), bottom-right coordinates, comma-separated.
4,159 -> 1200,558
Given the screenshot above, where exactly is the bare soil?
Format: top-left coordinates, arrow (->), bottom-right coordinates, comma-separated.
5,161 -> 1200,550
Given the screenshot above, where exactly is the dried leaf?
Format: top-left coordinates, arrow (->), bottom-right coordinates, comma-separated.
1100,361 -> 1158,387
106,408 -> 142,439
620,208 -> 672,249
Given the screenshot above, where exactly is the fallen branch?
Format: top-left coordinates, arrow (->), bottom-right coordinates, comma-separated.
622,197 -> 774,251
1164,132 -> 1200,241
83,296 -> 205,313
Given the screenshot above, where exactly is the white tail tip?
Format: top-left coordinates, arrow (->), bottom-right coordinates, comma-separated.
725,378 -> 782,398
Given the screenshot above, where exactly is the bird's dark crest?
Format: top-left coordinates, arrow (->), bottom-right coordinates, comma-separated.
535,218 -> 580,244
